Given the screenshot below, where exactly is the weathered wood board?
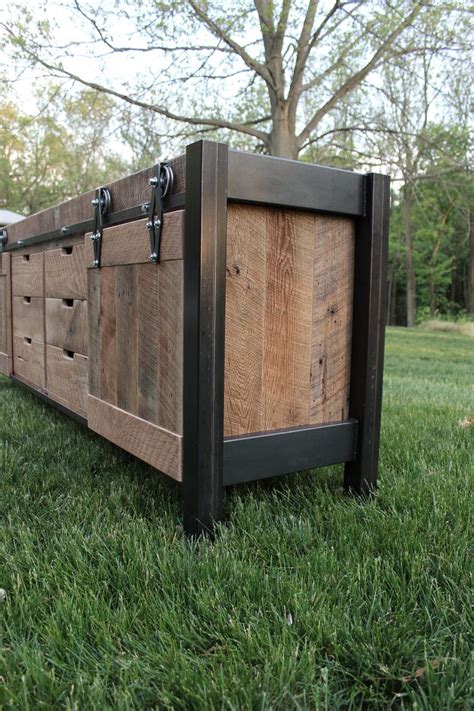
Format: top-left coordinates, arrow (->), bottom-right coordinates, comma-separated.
46,298 -> 88,356
88,261 -> 183,431
224,205 -> 355,436
46,345 -> 88,417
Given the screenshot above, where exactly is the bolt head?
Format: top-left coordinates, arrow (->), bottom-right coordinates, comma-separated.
93,259 -> 99,267
91,198 -> 99,207
154,219 -> 161,228
61,226 -> 68,235
146,221 -> 153,229
141,202 -> 150,213
149,253 -> 157,262
149,176 -> 159,187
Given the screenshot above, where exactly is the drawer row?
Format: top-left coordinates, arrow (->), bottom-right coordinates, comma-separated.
13,338 -> 88,417
12,297 -> 88,356
11,243 -> 87,299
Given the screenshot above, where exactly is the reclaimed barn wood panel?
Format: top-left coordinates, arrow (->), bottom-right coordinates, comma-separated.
88,261 -> 183,439
11,253 -> 44,297
45,244 -> 87,299
0,275 -> 7,373
84,212 -> 184,267
46,345 -> 88,417
45,298 -> 88,356
224,204 -> 354,436
12,297 -> 45,343
311,216 -> 354,423
13,335 -> 45,387
88,395 -> 182,481
0,254 -> 12,375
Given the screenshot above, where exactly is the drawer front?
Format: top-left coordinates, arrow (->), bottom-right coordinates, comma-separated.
12,297 -> 45,343
12,253 -> 44,297
45,244 -> 87,299
46,298 -> 88,356
13,335 -> 45,387
46,345 -> 88,417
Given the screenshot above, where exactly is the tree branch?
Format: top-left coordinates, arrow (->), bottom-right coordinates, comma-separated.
187,1 -> 274,88
2,27 -> 270,144
297,3 -> 426,148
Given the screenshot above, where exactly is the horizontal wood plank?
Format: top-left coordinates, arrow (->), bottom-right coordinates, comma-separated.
84,212 -> 183,267
88,395 -> 182,481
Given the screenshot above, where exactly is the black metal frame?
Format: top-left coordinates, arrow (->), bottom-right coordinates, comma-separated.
180,143 -> 388,534
182,141 -> 228,536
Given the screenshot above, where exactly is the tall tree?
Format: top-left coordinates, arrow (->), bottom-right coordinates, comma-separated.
1,0 -> 462,159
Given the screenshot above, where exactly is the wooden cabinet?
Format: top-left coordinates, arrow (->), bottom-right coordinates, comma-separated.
0,141 -> 389,534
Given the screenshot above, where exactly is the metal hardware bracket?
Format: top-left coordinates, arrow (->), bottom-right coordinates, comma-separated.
0,229 -> 7,249
146,162 -> 173,263
90,186 -> 111,267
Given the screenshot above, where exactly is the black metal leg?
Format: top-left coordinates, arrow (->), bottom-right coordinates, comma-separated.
182,140 -> 228,535
344,173 -> 390,494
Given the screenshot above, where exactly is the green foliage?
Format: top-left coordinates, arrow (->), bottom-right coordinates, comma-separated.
0,87 -> 130,216
388,124 -> 473,322
0,328 -> 472,708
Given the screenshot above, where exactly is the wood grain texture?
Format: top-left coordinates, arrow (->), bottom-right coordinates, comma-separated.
99,268 -> 117,404
6,154 -> 185,243
311,216 -> 354,423
88,262 -> 183,437
116,265 -> 138,412
0,276 -> 7,357
224,205 -> 355,436
46,345 -> 88,417
12,297 -> 45,342
87,269 -> 101,398
262,209 -> 314,430
88,395 -> 182,481
45,244 -> 87,299
84,213 -> 183,267
11,253 -> 44,297
224,205 -> 266,435
45,298 -> 88,356
13,335 -> 45,387
0,254 -> 12,374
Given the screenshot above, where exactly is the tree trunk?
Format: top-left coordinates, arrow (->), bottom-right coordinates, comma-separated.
404,183 -> 416,327
268,107 -> 299,159
468,208 -> 474,315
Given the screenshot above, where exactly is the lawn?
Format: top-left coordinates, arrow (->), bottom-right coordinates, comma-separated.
0,327 -> 472,709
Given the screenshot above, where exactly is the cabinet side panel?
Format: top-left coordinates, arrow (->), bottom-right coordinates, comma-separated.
224,205 -> 355,436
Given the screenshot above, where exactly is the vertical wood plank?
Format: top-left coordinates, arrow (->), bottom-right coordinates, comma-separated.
262,209 -> 313,430
137,264 -> 160,424
158,260 -> 183,434
88,269 -> 101,398
224,205 -> 266,436
311,216 -> 355,423
0,276 -> 6,357
115,265 -> 138,413
100,267 -> 118,405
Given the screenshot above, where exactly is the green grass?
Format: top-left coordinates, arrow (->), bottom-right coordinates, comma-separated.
0,327 -> 473,709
